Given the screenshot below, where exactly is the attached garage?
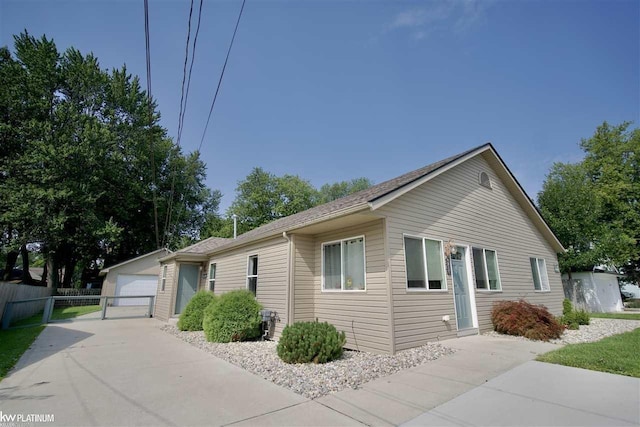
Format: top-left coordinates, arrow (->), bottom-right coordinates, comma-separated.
100,249 -> 171,307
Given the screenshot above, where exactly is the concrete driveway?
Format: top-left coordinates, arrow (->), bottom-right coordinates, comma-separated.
0,318 -> 361,426
2,317 -> 638,427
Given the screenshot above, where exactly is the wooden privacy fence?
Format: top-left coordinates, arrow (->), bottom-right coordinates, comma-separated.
0,282 -> 52,322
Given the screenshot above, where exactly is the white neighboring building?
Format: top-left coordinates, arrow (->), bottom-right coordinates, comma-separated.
562,269 -> 624,313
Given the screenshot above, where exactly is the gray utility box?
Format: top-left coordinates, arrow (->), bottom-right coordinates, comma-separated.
260,309 -> 274,322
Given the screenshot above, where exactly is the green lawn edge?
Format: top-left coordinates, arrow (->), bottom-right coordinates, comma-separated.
1,304 -> 103,382
536,328 -> 640,378
0,325 -> 45,381
11,304 -> 102,327
590,313 -> 640,320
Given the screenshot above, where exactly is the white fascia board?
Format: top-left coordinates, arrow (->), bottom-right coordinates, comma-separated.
367,145 -> 492,211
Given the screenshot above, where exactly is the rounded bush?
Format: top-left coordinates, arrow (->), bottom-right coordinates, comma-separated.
559,298 -> 590,329
203,289 -> 262,342
491,300 -> 564,341
177,291 -> 217,331
277,321 -> 346,364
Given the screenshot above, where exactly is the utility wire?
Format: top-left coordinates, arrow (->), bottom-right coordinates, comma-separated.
162,0 -> 205,247
197,0 -> 247,152
144,0 -> 161,249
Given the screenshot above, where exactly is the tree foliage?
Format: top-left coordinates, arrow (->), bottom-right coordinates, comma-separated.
317,177 -> 372,204
202,169 -> 372,238
0,32 -> 221,285
538,121 -> 640,283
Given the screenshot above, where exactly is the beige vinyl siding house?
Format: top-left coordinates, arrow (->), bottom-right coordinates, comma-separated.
155,143 -> 565,354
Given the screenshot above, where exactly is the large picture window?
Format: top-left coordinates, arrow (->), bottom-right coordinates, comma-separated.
247,255 -> 258,295
530,257 -> 550,291
403,236 -> 446,290
322,237 -> 365,291
472,248 -> 502,291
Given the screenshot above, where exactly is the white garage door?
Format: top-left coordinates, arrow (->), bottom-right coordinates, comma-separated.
114,274 -> 158,306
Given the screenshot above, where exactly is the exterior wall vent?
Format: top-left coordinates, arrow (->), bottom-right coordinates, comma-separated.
479,171 -> 492,189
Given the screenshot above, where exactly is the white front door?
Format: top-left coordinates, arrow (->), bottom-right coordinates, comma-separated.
450,246 -> 476,330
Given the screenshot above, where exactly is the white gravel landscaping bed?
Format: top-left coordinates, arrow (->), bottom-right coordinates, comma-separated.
485,318 -> 640,345
161,325 -> 455,399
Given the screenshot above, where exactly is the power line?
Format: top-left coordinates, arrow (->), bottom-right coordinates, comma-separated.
162,0 -> 205,247
144,0 -> 160,249
197,0 -> 247,152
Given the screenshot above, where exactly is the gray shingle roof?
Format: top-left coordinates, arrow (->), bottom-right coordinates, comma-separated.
178,236 -> 233,254
203,143 -> 488,255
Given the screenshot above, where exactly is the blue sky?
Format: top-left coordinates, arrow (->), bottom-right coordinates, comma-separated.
2,0 -> 638,213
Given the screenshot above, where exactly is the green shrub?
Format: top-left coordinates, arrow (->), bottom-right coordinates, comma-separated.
559,298 -> 590,329
574,309 -> 590,325
177,291 -> 216,331
203,289 -> 262,342
491,300 -> 564,341
563,298 -> 573,316
277,321 -> 346,364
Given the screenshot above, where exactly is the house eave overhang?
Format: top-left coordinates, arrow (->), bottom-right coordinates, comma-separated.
203,204 -> 371,258
159,252 -> 207,263
100,248 -> 171,275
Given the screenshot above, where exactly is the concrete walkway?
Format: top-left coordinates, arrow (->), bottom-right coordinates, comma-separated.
316,335 -> 562,426
1,318 -> 638,426
403,361 -> 640,426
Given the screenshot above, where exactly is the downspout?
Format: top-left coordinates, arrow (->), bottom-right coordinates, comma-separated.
283,231 -> 294,325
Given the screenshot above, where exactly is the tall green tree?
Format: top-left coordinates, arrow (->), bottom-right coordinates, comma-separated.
223,168 -> 317,235
0,32 -> 222,286
202,169 -> 372,239
318,177 -> 372,204
538,121 -> 640,283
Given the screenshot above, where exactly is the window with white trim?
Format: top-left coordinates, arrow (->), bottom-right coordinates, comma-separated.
161,265 -> 167,291
403,236 -> 446,290
472,248 -> 501,290
322,236 -> 365,291
208,263 -> 216,292
530,257 -> 550,291
247,255 -> 258,295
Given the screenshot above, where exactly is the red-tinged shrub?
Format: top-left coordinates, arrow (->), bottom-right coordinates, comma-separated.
491,300 -> 564,341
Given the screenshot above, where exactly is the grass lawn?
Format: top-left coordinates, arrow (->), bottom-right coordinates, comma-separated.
0,325 -> 45,381
537,328 -> 640,377
590,313 -> 640,321
11,305 -> 102,327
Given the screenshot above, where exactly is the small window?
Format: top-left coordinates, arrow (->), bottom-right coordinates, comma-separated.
479,171 -> 492,189
530,257 -> 550,291
322,236 -> 366,291
472,248 -> 501,290
247,255 -> 258,295
403,236 -> 446,290
208,263 -> 216,292
161,265 -> 167,291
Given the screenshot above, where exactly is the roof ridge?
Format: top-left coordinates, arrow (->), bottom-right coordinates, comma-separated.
208,143 -> 491,250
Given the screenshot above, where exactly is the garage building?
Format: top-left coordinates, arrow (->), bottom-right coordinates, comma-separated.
100,249 -> 171,306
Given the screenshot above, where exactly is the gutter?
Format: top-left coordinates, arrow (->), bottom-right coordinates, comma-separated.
201,203 -> 371,258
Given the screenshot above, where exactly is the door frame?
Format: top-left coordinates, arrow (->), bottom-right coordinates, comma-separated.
172,262 -> 202,317
449,243 -> 479,330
